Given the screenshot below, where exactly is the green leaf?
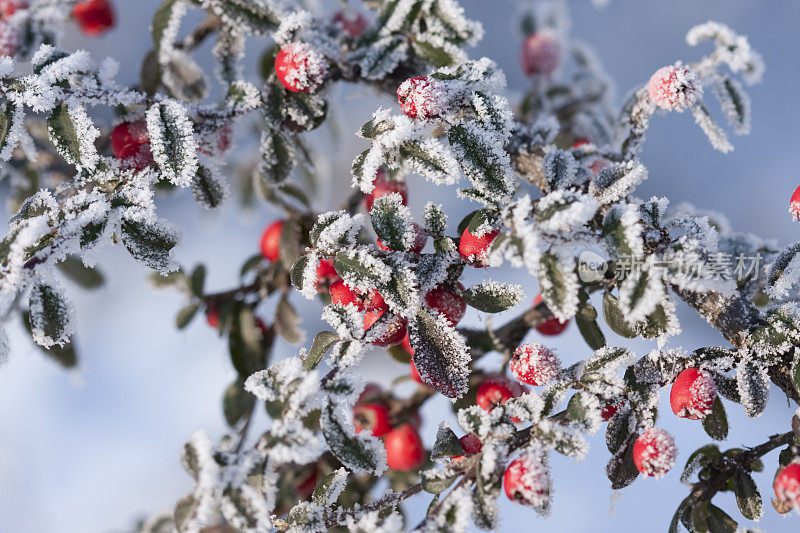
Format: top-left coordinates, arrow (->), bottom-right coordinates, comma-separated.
175,303 -> 199,329
223,380 -> 256,426
57,255 -> 104,289
421,471 -> 458,494
706,504 -> 737,533
333,251 -> 387,285
702,396 -> 729,441
602,292 -> 638,338
430,423 -> 463,459
28,282 -> 73,348
606,434 -> 639,490
146,100 -> 199,186
278,217 -> 302,270
173,494 -> 200,532
370,194 -> 413,251
228,306 -> 264,377
47,104 -> 87,167
312,468 -> 347,506
0,101 -> 14,153
303,331 -> 339,370
151,0 -> 180,55
398,140 -> 459,185
732,468 -> 763,520
605,407 -> 634,454
260,129 -> 295,185
321,404 -> 385,475
538,250 -> 578,321
575,313 -> 606,350
566,391 -> 597,428
191,165 -> 226,209
189,264 -> 205,298
412,38 -> 456,67
120,219 -> 179,272
274,295 -> 303,345
461,281 -> 523,313
448,123 -> 514,205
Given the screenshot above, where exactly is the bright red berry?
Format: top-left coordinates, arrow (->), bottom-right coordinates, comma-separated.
364,172 -> 408,211
377,222 -> 427,253
363,288 -> 387,311
532,294 -> 569,336
402,332 -> 415,356
774,463 -> 800,510
504,454 -> 551,506
510,342 -> 561,386
117,142 -> 154,171
632,428 -> 677,477
458,226 -> 499,266
333,9 -> 368,38
397,76 -> 445,119
363,308 -> 407,346
790,185 -> 800,221
259,220 -> 283,262
385,424 -> 425,471
476,376 -> 524,412
353,402 -> 391,438
111,120 -> 149,158
274,42 -> 326,93
670,367 -> 717,420
520,31 -> 560,76
0,20 -> 18,57
0,0 -> 27,19
329,279 -> 364,310
571,138 -> 590,149
409,357 -> 423,384
315,258 -> 338,284
72,0 -> 115,35
424,284 -> 466,327
647,65 -> 700,112
451,433 -> 482,463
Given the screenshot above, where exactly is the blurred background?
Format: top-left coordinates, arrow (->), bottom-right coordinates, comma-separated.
1,0 -> 799,531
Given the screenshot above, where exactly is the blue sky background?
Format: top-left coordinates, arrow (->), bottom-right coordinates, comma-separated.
1,0 -> 799,531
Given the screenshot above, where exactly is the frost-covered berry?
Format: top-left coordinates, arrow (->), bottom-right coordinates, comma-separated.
424,284 -> 466,327
632,428 -> 677,477
72,0 -> 115,35
647,65 -> 701,112
364,172 -> 408,211
363,288 -> 387,312
117,141 -> 154,171
377,222 -> 427,253
315,258 -> 338,284
333,9 -> 368,38
259,220 -> 283,262
363,308 -> 407,346
385,424 -> 425,471
476,376 -> 524,412
353,402 -> 391,438
520,31 -> 560,76
111,120 -> 149,158
0,0 -> 27,19
774,463 -> 800,511
459,226 -> 499,266
510,342 -> 561,386
670,367 -> 717,420
790,185 -> 800,221
409,357 -> 423,383
504,454 -> 551,506
330,279 -> 364,310
397,76 -> 446,119
274,42 -> 326,93
0,20 -> 18,57
532,294 -> 569,336
451,433 -> 482,463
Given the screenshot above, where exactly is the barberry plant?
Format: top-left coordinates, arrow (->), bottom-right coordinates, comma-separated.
0,0 -> 798,532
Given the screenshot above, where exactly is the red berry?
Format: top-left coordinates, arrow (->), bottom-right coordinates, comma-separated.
632,428 -> 677,477
670,368 -> 717,420
296,466 -> 318,499
601,401 -> 623,421
363,289 -> 387,311
424,284 -> 466,327
385,424 -> 425,471
330,279 -> 364,310
364,172 -> 408,211
0,0 -> 27,19
357,383 -> 382,405
588,158 -> 608,176
571,138 -> 590,149
353,402 -> 391,438
397,76 -> 445,119
333,9 -> 368,38
520,31 -> 560,76
259,220 -> 283,262
504,454 -> 551,506
402,332 -> 415,356
206,307 -> 219,329
315,258 -> 338,283
274,43 -> 326,93
111,120 -> 148,158
377,222 -> 427,253
790,185 -> 800,221
117,142 -> 154,171
774,463 -> 800,511
0,20 -> 19,57
532,294 -> 569,336
647,65 -> 700,112
451,433 -> 483,463
458,226 -> 499,266
476,376 -> 524,412
510,342 -> 561,386
409,357 -> 422,383
363,308 -> 407,346
72,0 -> 115,35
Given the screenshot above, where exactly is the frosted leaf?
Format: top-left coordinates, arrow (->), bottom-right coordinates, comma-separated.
347,35 -> 408,81
423,202 -> 447,236
589,160 -> 648,206
0,104 -> 26,161
191,162 -> 229,209
457,405 -> 492,438
712,75 -> 751,135
449,121 -> 515,205
765,241 -> 800,299
686,21 -> 764,85
692,104 -> 733,153
0,326 -> 8,367
46,103 -> 100,170
119,218 -> 180,274
736,358 -> 769,418
332,249 -> 392,294
321,402 -> 387,476
28,278 -> 75,348
461,279 -> 524,313
327,339 -> 367,369
312,467 -> 348,508
369,194 -> 415,251
535,189 -> 597,232
244,357 -> 320,419
260,419 -> 324,465
408,308 -> 471,398
345,510 -> 404,533
321,304 -> 364,340
542,148 -> 579,190
583,347 -> 636,376
538,247 -> 580,322
220,483 -> 273,533
285,501 -> 324,533
602,203 -> 644,260
618,265 -> 665,326
311,211 -> 364,255
423,485 -> 473,533
146,100 -> 199,187
505,391 -> 545,423
183,430 -> 220,532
